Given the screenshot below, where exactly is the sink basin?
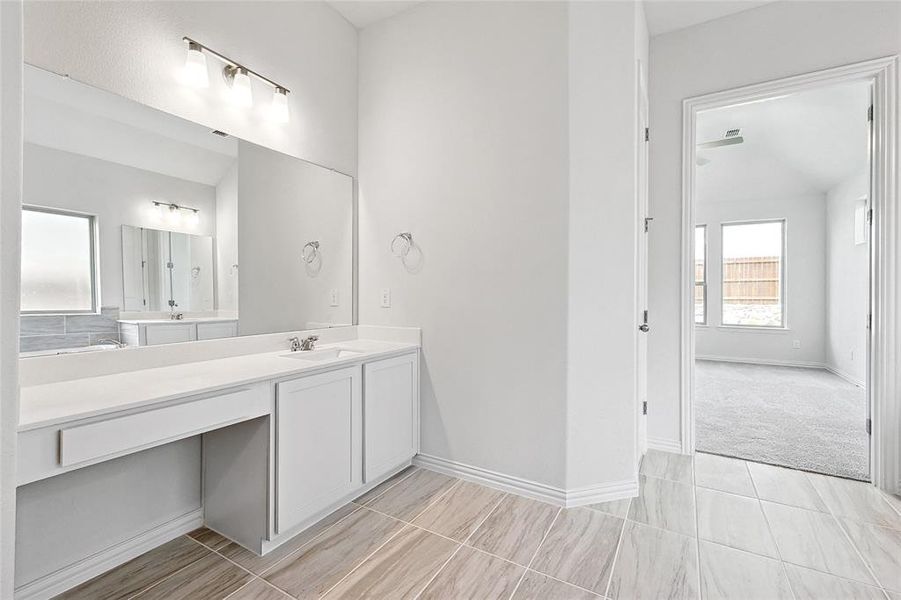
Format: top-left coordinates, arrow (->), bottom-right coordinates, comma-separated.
280,348 -> 363,361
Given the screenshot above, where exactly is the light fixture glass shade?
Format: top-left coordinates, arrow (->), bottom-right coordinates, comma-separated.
229,68 -> 253,108
183,44 -> 209,88
188,210 -> 200,226
270,88 -> 290,123
166,204 -> 181,225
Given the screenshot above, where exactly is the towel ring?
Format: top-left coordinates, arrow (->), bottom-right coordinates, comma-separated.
391,232 -> 413,257
301,241 -> 320,264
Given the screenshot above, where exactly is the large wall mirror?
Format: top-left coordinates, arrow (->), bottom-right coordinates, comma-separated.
20,65 -> 354,355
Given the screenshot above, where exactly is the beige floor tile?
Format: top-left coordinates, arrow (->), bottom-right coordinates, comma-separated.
226,578 -> 293,600
263,507 -> 405,599
323,525 -> 458,599
467,494 -> 559,565
639,449 -> 693,484
55,536 -> 210,600
512,570 -> 600,600
694,453 -> 756,497
809,474 -> 901,530
699,541 -> 792,599
188,527 -> 231,551
221,503 -> 359,575
413,480 -> 505,541
418,545 -> 523,600
761,501 -> 875,584
783,564 -> 887,600
628,474 -> 696,536
133,552 -> 251,599
607,521 -> 699,600
365,468 -> 457,521
839,517 -> 901,592
529,508 -> 622,595
586,497 -> 632,518
747,462 -> 829,511
353,466 -> 417,505
696,488 -> 779,557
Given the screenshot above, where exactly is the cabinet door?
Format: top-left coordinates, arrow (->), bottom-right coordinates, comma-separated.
196,321 -> 238,341
143,323 -> 196,346
276,366 -> 362,534
364,353 -> 418,483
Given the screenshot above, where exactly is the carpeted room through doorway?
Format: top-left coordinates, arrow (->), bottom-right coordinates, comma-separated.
694,359 -> 869,480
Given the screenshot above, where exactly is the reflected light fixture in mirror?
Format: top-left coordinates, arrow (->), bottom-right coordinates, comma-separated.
182,40 -> 209,88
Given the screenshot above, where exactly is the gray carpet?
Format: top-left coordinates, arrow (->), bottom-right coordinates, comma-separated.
695,360 -> 869,481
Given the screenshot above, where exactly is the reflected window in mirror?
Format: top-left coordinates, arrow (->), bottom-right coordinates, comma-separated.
21,206 -> 98,314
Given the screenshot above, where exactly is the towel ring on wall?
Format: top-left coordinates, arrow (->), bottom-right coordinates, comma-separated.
301,241 -> 320,264
391,232 -> 414,257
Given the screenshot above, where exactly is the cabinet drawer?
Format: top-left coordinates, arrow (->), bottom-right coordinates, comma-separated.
144,323 -> 196,346
59,387 -> 268,467
197,321 -> 238,341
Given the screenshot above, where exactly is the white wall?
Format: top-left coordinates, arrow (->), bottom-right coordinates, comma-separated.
237,141 -> 354,335
359,1 -> 571,487
24,143 -> 217,310
826,168 -> 869,384
359,0 -> 647,491
24,1 -> 358,176
648,1 -> 901,447
695,194 -> 827,366
0,1 -> 23,595
18,1 -> 358,588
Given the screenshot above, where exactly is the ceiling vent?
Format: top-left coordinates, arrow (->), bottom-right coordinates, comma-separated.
211,130 -> 229,137
698,128 -> 744,149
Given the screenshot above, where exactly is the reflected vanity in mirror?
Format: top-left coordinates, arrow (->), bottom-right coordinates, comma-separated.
19,64 -> 354,355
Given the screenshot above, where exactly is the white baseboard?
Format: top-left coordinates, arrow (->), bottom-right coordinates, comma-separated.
15,508 -> 203,600
696,355 -> 826,369
413,454 -> 637,508
824,365 -> 866,388
648,437 -> 684,454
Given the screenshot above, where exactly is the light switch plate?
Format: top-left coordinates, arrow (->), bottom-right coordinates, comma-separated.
792,340 -> 801,349
329,289 -> 339,307
380,288 -> 391,308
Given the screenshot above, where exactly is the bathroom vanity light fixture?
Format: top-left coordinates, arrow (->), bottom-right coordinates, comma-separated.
181,37 -> 291,122
153,201 -> 200,226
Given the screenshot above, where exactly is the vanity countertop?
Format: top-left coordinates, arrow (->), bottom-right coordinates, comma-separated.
117,317 -> 239,324
18,339 -> 418,432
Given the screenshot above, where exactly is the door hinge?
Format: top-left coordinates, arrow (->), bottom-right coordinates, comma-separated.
867,208 -> 874,224
867,104 -> 874,122
644,127 -> 650,142
644,217 -> 654,232
642,401 -> 648,416
867,313 -> 872,330
866,418 -> 872,435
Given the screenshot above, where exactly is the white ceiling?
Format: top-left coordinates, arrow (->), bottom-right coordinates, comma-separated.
697,80 -> 871,204
24,66 -> 237,187
643,1 -> 776,36
328,1 -> 423,29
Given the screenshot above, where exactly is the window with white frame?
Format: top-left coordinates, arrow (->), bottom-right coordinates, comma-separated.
21,206 -> 98,314
695,225 -> 707,325
721,220 -> 784,327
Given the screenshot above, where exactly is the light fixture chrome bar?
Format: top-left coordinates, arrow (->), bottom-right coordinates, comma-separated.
182,36 -> 290,94
153,201 -> 200,213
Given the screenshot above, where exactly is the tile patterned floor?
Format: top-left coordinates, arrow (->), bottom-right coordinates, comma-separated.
55,452 -> 901,600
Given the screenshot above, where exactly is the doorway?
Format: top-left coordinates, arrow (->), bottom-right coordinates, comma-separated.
679,57 -> 900,490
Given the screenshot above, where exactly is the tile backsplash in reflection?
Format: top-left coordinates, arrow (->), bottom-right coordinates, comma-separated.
20,307 -> 120,353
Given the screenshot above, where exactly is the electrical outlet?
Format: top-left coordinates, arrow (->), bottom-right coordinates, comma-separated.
329,289 -> 339,307
380,288 -> 391,308
792,340 -> 801,349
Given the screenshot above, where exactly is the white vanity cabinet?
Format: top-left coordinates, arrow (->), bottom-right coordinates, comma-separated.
275,366 -> 362,534
119,319 -> 238,346
363,353 -> 419,483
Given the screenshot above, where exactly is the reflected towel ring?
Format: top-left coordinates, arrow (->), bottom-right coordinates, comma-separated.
301,241 -> 320,264
391,232 -> 413,257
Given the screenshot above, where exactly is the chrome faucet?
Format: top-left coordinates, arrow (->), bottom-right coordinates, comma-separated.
289,335 -> 319,352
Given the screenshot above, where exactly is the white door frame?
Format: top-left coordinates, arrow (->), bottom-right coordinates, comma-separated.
679,56 -> 900,493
